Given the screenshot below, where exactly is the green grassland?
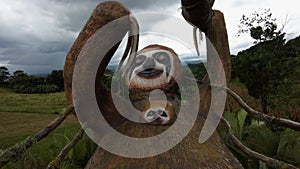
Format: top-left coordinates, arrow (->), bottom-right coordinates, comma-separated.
0,88 -> 66,114
0,88 -> 94,169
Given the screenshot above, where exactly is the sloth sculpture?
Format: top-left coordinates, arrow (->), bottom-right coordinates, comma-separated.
63,1 -> 243,168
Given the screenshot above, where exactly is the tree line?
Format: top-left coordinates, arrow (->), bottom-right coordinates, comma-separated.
0,68 -> 64,94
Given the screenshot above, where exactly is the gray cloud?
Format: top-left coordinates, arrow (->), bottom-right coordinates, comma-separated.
0,0 -> 180,74
0,0 -> 299,75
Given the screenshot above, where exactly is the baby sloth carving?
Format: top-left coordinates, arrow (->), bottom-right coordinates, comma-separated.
143,100 -> 176,125
123,44 -> 181,125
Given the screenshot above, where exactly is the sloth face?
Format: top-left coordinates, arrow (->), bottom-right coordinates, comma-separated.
144,108 -> 170,125
142,100 -> 176,125
126,46 -> 178,90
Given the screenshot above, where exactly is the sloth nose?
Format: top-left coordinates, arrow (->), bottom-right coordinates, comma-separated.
158,110 -> 168,118
143,58 -> 156,70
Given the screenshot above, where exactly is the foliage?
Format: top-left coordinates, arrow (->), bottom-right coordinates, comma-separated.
0,66 -> 10,85
223,109 -> 247,139
13,70 -> 27,77
6,69 -> 65,94
237,9 -> 282,43
1,124 -> 97,169
13,83 -> 59,94
46,70 -> 64,91
63,134 -> 97,168
234,9 -> 299,114
187,62 -> 206,81
284,36 -> 300,105
277,129 -> 300,165
221,109 -> 300,169
233,35 -> 297,114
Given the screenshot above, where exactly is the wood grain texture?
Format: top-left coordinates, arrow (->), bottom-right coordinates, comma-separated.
63,1 -> 131,106
85,118 -> 243,169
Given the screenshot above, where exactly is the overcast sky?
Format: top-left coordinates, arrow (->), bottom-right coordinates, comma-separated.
0,0 -> 299,74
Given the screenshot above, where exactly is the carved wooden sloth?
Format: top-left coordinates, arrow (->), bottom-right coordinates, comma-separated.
124,44 -> 181,91
63,1 -> 243,168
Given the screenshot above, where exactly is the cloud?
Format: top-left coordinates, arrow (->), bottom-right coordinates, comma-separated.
120,0 -> 180,11
0,0 -> 92,74
0,0 -> 181,74
0,0 -> 299,75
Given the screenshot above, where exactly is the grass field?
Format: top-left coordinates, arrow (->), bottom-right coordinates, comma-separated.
0,88 -> 67,114
0,112 -> 78,147
0,88 -> 91,169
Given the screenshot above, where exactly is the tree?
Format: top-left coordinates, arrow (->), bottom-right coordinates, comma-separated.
234,9 -> 297,114
235,35 -> 296,114
46,70 -> 64,91
9,70 -> 60,94
13,70 -> 27,77
0,66 -> 10,85
236,9 -> 283,43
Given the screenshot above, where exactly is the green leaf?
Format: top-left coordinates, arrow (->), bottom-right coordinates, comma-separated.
277,129 -> 300,166
237,109 -> 248,139
243,125 -> 279,156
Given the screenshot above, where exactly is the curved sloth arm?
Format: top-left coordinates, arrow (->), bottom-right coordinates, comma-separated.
63,1 -> 138,108
181,0 -> 214,33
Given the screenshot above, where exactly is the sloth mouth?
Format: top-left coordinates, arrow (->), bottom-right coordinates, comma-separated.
137,68 -> 163,79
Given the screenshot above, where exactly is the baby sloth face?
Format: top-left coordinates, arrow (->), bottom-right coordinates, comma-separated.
142,100 -> 176,125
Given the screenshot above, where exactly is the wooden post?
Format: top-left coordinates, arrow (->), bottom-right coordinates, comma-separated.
63,1 -> 131,106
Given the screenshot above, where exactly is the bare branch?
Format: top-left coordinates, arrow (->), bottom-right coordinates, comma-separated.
0,106 -> 74,168
47,129 -> 84,169
214,85 -> 300,131
221,117 -> 299,169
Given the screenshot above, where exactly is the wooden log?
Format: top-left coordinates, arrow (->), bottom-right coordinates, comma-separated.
199,10 -> 231,114
63,1 -> 131,106
63,0 -> 134,140
181,0 -> 214,33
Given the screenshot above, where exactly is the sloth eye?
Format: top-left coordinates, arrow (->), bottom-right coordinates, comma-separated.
135,55 -> 146,65
147,110 -> 155,117
153,52 -> 168,62
157,54 -> 166,61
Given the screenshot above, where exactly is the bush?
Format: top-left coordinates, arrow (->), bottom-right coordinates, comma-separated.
10,74 -> 63,94
13,84 -> 59,94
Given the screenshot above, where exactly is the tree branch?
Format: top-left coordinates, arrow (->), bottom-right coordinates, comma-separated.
221,117 -> 299,169
47,129 -> 84,169
0,106 -> 74,168
214,85 -> 300,131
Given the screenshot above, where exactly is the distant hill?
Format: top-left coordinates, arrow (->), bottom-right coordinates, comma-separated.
231,36 -> 300,105
106,56 -> 206,71
285,35 -> 300,104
